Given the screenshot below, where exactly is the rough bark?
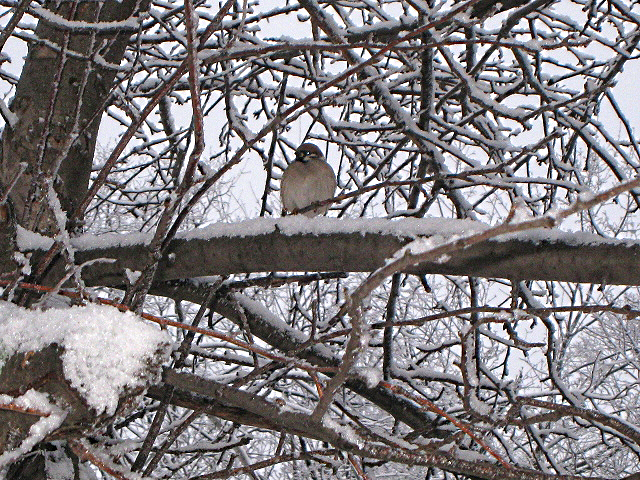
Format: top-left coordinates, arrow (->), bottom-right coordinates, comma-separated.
0,0 -> 144,233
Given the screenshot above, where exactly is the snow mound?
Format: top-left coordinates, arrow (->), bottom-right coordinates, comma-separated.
0,302 -> 171,416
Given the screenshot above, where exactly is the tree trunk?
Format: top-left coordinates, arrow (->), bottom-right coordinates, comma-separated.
0,0 -> 146,476
1,0 -> 143,233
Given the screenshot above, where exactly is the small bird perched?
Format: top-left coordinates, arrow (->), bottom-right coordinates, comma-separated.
281,143 -> 337,217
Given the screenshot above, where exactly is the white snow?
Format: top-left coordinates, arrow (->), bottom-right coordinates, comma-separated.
469,392 -> 492,416
16,226 -> 54,251
0,302 -> 171,416
13,252 -> 31,276
43,441 -> 100,480
184,217 -> 486,240
47,182 -> 75,265
390,234 -> 460,262
44,444 -> 75,480
362,424 -> 419,451
0,98 -> 18,129
233,293 -> 308,343
355,367 -> 382,389
436,254 -> 451,264
577,190 -> 596,203
322,416 -> 363,448
453,448 -> 496,463
124,268 -> 142,284
0,390 -> 66,468
31,7 -> 140,32
233,293 -> 336,359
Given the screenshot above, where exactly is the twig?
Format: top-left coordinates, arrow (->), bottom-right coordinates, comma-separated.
69,439 -> 136,480
312,301 -> 366,421
379,381 -> 512,469
31,0 -> 236,284
0,402 -> 51,417
347,453 -> 371,480
188,449 -> 340,480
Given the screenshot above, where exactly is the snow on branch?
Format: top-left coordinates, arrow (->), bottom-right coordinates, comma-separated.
14,216 -> 640,287
0,302 -> 171,417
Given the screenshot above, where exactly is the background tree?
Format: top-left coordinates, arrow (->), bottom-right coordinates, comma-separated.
1,0 -> 640,478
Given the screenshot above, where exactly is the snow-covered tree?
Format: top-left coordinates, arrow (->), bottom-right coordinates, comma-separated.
1,0 -> 640,478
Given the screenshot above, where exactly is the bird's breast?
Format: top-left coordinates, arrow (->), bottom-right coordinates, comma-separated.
281,159 -> 336,215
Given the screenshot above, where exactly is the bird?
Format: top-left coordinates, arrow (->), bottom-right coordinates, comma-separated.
280,143 -> 337,217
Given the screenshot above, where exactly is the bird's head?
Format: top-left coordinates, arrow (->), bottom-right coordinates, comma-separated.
295,143 -> 324,163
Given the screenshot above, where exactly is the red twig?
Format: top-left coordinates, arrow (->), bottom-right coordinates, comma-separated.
69,439 -> 136,480
0,280 -> 336,374
347,453 -> 371,480
0,402 -> 51,417
379,380 -> 512,469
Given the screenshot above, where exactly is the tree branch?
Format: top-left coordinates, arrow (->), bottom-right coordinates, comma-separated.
17,217 -> 640,287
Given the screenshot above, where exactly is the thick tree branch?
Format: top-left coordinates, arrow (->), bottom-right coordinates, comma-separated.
17,217 -> 640,287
